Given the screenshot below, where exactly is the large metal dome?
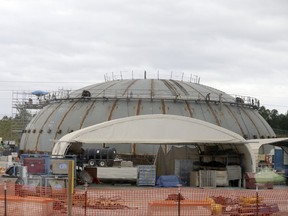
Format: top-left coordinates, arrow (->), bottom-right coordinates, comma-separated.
20,77 -> 275,154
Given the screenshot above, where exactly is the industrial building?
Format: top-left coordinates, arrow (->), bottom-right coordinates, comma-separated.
17,73 -> 288,186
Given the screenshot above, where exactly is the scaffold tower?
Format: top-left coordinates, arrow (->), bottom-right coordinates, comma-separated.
11,89 -> 71,135
11,90 -> 47,134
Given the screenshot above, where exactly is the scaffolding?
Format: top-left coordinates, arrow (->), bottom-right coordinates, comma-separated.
11,91 -> 45,134
11,89 -> 71,135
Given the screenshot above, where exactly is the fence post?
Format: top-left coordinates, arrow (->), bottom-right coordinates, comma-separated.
256,184 -> 259,216
4,182 -> 7,216
177,184 -> 182,216
67,160 -> 74,216
84,182 -> 88,216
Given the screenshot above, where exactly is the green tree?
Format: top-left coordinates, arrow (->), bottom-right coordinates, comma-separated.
259,106 -> 288,137
259,106 -> 270,121
0,118 -> 17,141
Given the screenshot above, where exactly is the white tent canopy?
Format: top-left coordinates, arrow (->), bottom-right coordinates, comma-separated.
247,137 -> 288,164
52,114 -> 248,155
247,138 -> 288,147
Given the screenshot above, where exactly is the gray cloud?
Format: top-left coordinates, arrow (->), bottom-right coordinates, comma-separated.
0,0 -> 288,117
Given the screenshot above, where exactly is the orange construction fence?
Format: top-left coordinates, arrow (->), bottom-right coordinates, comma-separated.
0,182 -> 287,216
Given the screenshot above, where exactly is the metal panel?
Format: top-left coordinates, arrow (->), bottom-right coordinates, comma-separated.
50,159 -> 70,175
20,78 -> 276,154
23,158 -> 46,174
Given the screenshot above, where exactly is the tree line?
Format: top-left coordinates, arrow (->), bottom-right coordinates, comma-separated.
258,106 -> 288,137
0,108 -> 32,142
0,117 -> 18,142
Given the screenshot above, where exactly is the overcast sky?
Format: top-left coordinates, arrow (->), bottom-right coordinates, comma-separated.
0,0 -> 288,118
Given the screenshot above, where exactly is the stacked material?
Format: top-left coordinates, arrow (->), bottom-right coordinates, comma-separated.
137,165 -> 156,186
0,195 -> 53,216
97,167 -> 138,182
87,195 -> 131,209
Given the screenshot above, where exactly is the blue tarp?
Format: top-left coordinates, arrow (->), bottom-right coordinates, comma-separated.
31,90 -> 49,96
156,175 -> 182,187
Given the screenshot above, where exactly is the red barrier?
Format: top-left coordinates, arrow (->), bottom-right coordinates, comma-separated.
0,182 -> 287,216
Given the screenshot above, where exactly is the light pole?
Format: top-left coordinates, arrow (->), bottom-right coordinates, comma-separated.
256,184 -> 259,216
4,181 -> 7,216
177,184 -> 182,216
84,181 -> 89,216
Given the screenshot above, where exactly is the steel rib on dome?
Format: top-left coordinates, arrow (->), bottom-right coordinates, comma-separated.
20,78 -> 275,154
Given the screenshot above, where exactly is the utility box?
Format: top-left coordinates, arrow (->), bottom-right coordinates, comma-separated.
51,159 -> 70,175
23,158 -> 46,174
21,154 -> 50,175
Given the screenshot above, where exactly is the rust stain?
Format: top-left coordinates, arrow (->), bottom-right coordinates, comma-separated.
205,102 -> 221,126
161,80 -> 179,96
53,101 -> 80,141
79,100 -> 97,129
170,80 -> 190,95
185,101 -> 193,117
240,107 -> 261,138
34,102 -> 64,152
161,99 -> 166,114
107,99 -> 119,121
122,79 -> 139,96
224,104 -> 245,136
136,99 -> 142,115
